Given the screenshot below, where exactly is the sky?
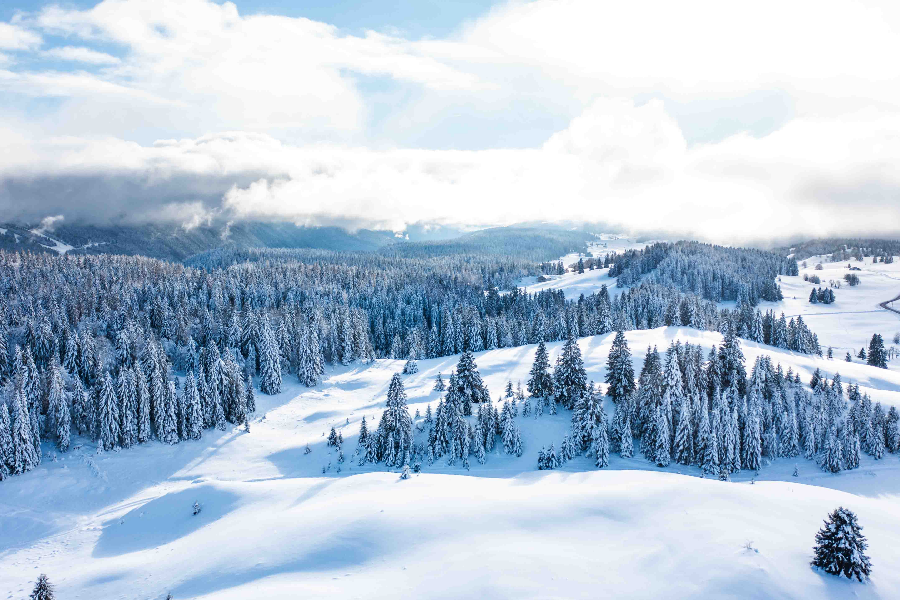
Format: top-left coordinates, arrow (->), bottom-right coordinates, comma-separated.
1,0 -> 899,242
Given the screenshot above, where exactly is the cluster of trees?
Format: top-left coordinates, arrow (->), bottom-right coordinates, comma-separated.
809,287 -> 836,304
783,237 -> 900,263
525,328 -> 899,477
355,351 -> 523,470
844,273 -> 861,287
0,240 -> 823,483
609,241 -> 795,303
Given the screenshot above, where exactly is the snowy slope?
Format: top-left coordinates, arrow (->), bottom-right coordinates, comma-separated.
2,329 -> 900,599
760,256 -> 900,361
516,237 -> 656,300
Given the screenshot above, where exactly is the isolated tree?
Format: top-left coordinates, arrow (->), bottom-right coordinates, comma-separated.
29,574 -> 54,600
433,373 -> 446,392
867,334 -> 887,369
377,373 -> 413,463
811,507 -> 872,581
605,331 -> 635,403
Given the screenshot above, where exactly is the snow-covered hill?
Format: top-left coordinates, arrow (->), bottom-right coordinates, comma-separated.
2,328 -> 899,599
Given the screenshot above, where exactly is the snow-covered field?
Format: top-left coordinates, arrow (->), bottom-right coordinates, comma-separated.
763,256 -> 900,361
516,236 -> 654,299
2,327 -> 900,599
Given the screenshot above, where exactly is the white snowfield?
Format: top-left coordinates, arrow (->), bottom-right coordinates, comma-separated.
765,255 -> 900,359
2,328 -> 900,599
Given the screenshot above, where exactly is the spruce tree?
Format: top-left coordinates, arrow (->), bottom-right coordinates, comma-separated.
29,574 -> 54,600
98,373 -> 120,451
811,507 -> 872,581
377,373 -> 413,462
867,334 -> 887,369
673,396 -> 693,465
527,341 -> 553,399
554,335 -> 587,409
605,331 -> 635,403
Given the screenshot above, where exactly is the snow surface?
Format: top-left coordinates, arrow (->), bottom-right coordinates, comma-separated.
516,237 -> 654,300
2,328 -> 900,599
762,255 -> 900,361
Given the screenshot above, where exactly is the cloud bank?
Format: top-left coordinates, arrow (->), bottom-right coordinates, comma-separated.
1,0 -> 899,243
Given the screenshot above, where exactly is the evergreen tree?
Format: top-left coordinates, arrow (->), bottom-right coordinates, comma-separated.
605,331 -> 635,403
433,373 -> 445,392
811,507 -> 872,581
673,396 -> 694,465
377,373 -> 414,462
554,335 -> 587,409
453,351 -> 489,414
259,319 -> 282,395
821,427 -> 843,473
527,341 -> 553,399
184,372 -> 203,441
11,388 -> 39,473
867,334 -> 887,369
652,406 -> 671,467
0,404 -> 13,480
98,373 -> 120,451
29,574 -> 54,600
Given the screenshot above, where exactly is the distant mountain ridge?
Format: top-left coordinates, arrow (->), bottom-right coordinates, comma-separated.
0,220 -> 596,264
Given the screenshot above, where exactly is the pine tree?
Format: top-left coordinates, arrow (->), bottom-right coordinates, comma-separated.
244,371 -> 256,413
554,335 -> 587,409
652,406 -> 671,467
505,380 -> 514,398
821,427 -> 843,473
699,408 -> 718,475
98,373 -> 120,451
184,372 -> 203,441
29,574 -> 54,600
160,381 -> 180,444
117,368 -> 136,449
135,365 -> 151,443
433,373 -> 445,392
402,358 -> 418,375
867,334 -> 887,369
0,404 -> 13,480
605,331 -> 635,403
377,373 -> 414,462
843,426 -> 860,470
527,341 -> 553,399
259,320 -> 282,395
811,507 -> 872,581
453,351 -> 489,414
673,396 -> 694,465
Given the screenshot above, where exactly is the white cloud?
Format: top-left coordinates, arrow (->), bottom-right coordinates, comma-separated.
2,98 -> 899,242
41,46 -> 120,64
0,21 -> 41,50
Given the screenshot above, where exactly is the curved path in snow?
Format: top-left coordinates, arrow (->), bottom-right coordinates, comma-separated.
879,292 -> 900,317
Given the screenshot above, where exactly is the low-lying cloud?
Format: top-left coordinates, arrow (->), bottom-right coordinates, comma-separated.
2,98 -> 899,243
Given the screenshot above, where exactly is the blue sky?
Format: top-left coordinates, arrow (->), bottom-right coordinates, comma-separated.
1,0 -> 899,240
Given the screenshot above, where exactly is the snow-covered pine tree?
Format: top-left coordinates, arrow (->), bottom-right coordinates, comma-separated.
843,425 -> 860,470
673,395 -> 693,465
527,340 -> 553,400
619,406 -> 634,458
605,330 -> 635,403
554,335 -> 587,410
117,367 -> 137,449
454,350 -> 489,415
0,404 -> 13,480
505,381 -> 514,398
652,405 -> 671,467
811,507 -> 872,581
377,373 -> 414,463
29,574 -> 54,600
259,319 -> 282,395
160,381 -> 180,444
821,426 -> 843,473
402,358 -> 418,374
432,373 -> 445,392
98,372 -> 120,451
184,371 -> 203,441
129,363 -> 149,444
244,371 -> 256,413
